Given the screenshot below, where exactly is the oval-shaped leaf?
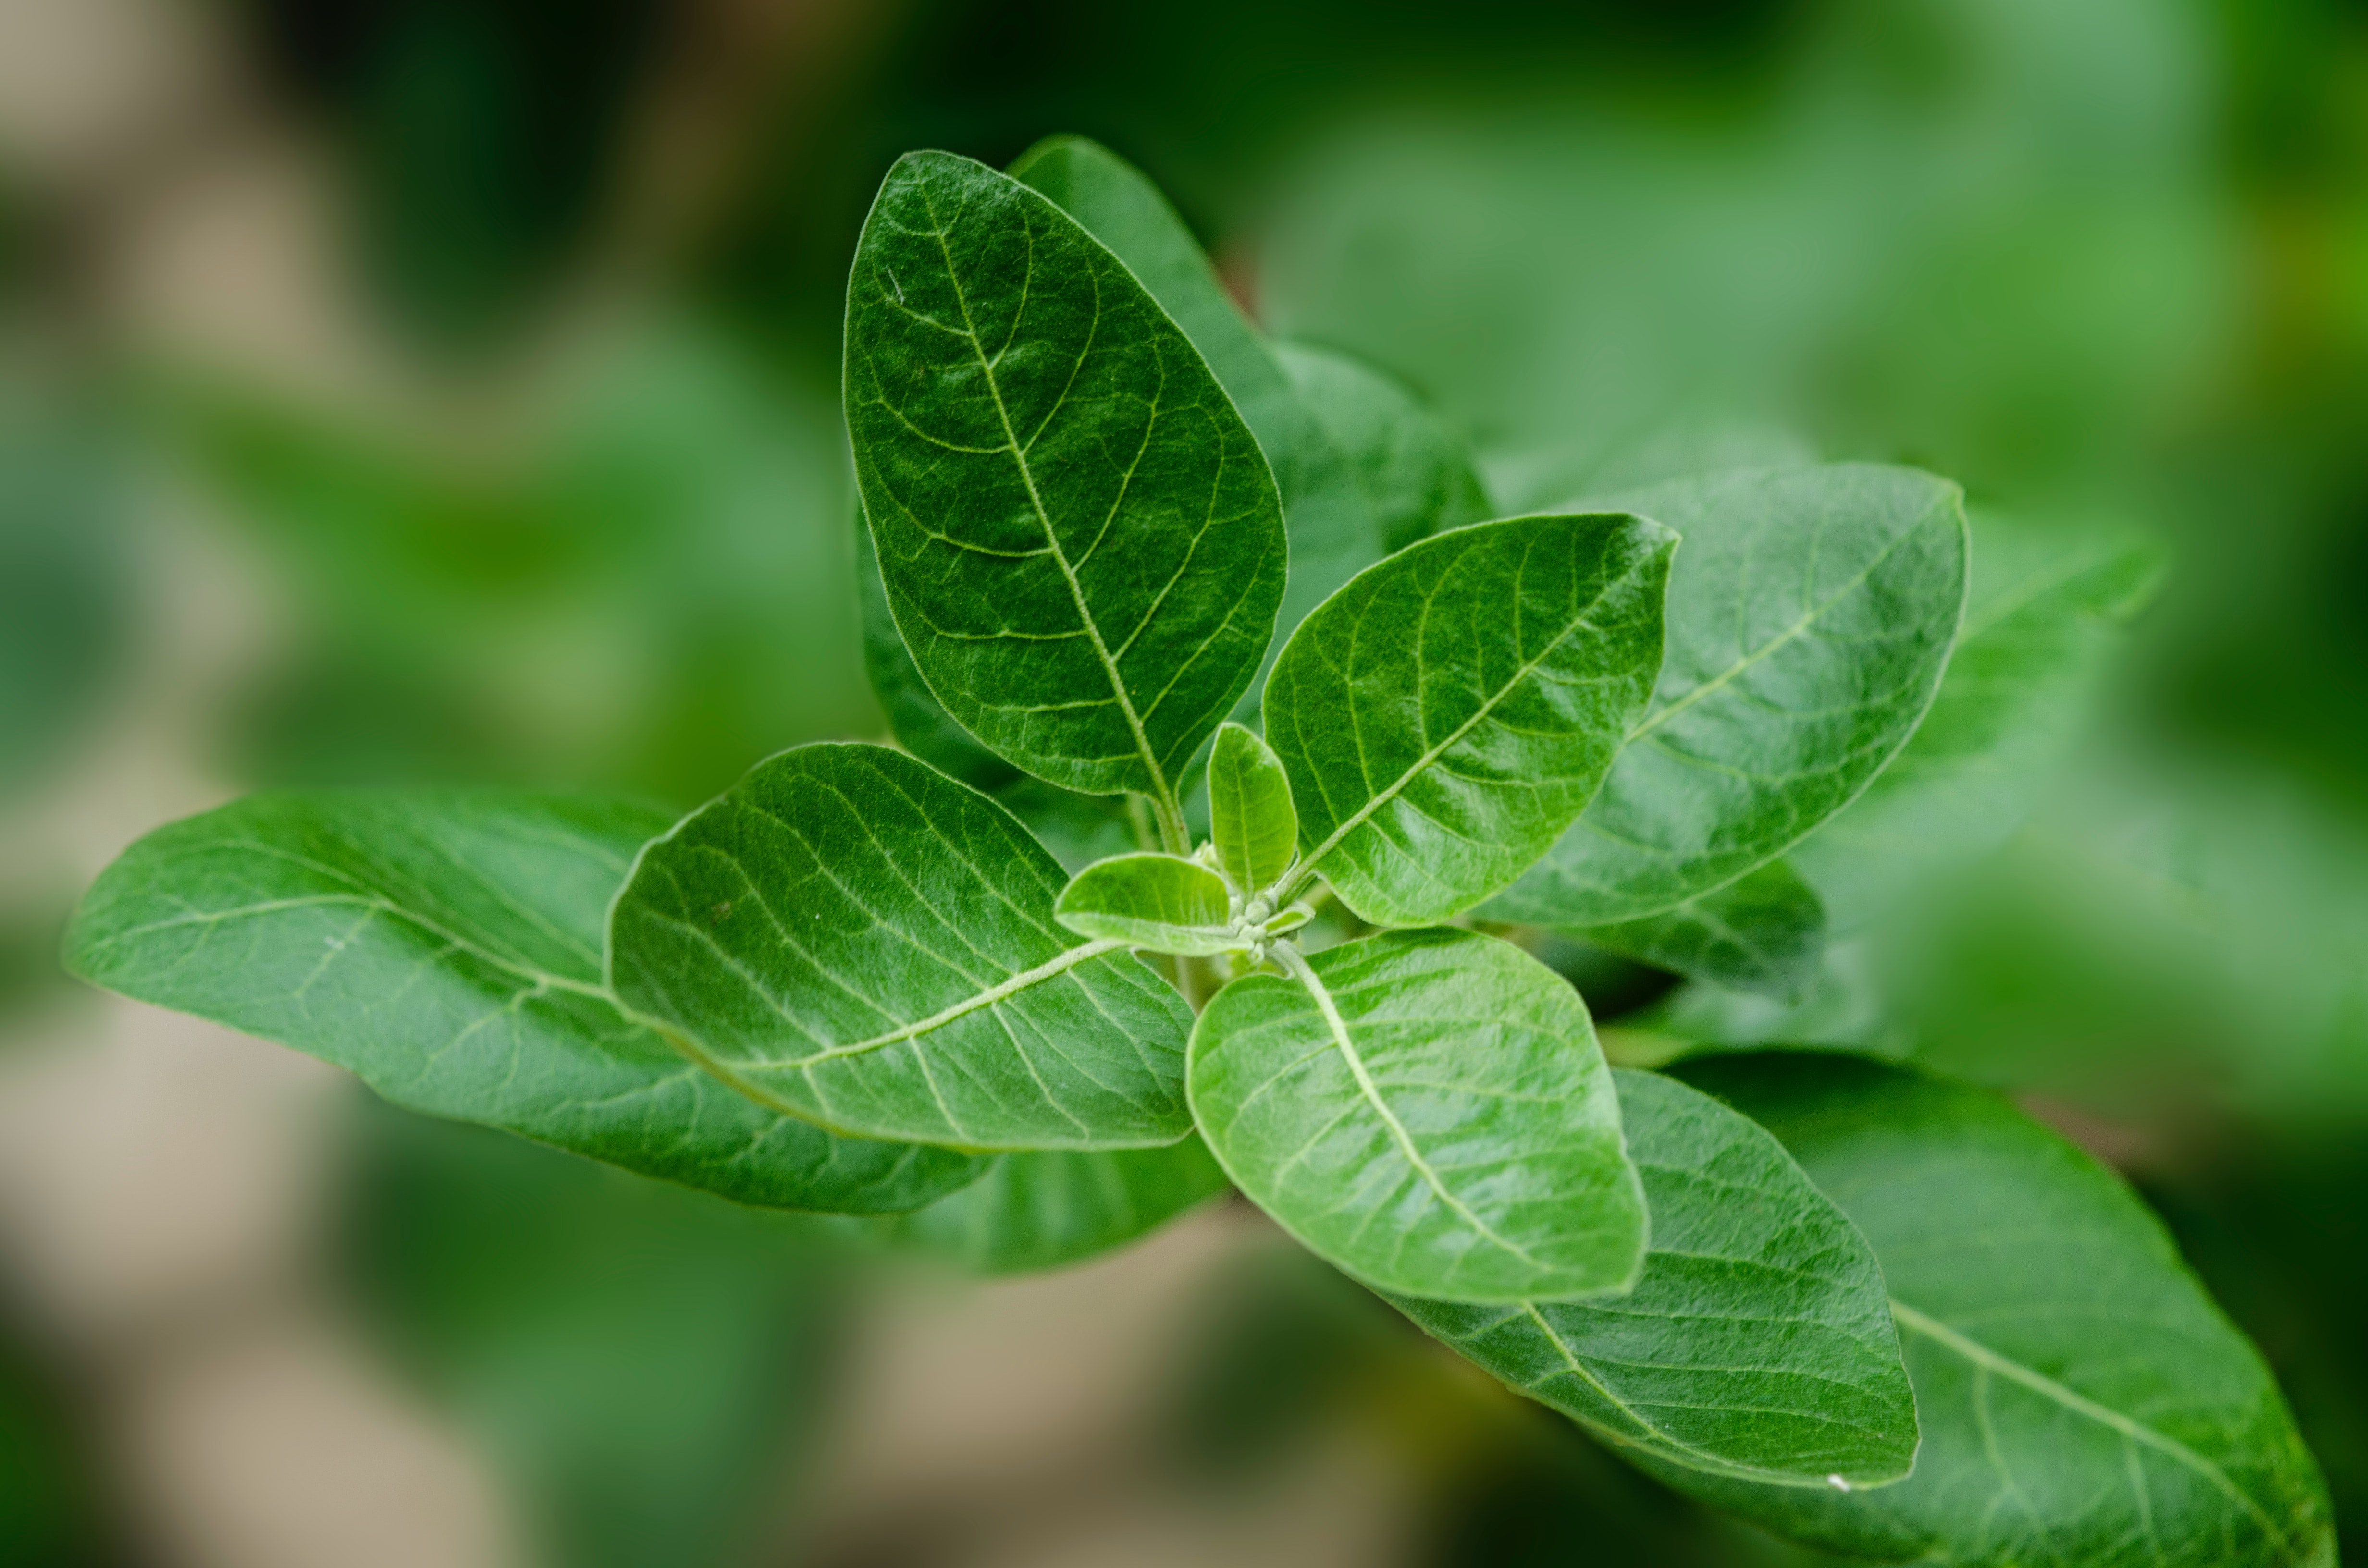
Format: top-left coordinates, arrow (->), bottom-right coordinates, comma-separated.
1264,512 -> 1674,926
1654,1053 -> 2333,1568
1487,465 -> 1969,926
608,743 -> 1194,1151
1273,339 -> 1492,556
845,149 -> 1287,812
1189,928 -> 1645,1303
1208,721 -> 1297,896
1054,851 -> 1238,956
61,793 -> 988,1213
1574,858 -> 1827,999
857,1136 -> 1231,1276
1390,1067 -> 1916,1488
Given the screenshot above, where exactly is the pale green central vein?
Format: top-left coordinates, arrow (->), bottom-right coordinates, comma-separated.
1270,943 -> 1550,1274
1888,1299 -> 2290,1550
741,938 -> 1128,1071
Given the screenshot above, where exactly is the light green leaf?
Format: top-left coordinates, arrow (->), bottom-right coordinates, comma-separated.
1572,859 -> 1827,999
1188,928 -> 1645,1303
1487,465 -> 1969,926
1208,721 -> 1297,897
1273,340 -> 1492,555
1009,136 -> 1384,664
1054,851 -> 1239,957
608,743 -> 1194,1152
858,1136 -> 1231,1276
1390,1067 -> 1915,1488
61,792 -> 987,1213
845,150 -> 1287,821
1654,1053 -> 2334,1568
1265,511 -> 1674,926
1792,513 -> 2167,930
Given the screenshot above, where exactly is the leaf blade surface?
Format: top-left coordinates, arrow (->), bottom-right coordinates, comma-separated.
1208,721 -> 1297,896
1054,851 -> 1238,956
1573,858 -> 1827,998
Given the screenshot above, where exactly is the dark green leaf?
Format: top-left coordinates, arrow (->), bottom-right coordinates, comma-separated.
1189,928 -> 1645,1303
61,792 -> 985,1213
1208,721 -> 1297,897
1391,1068 -> 1915,1488
1655,1054 -> 2334,1568
608,743 -> 1194,1151
1273,340 -> 1492,554
1572,859 -> 1827,999
845,150 -> 1287,820
855,498 -> 1015,792
1054,851 -> 1239,956
1488,465 -> 1968,926
1265,512 -> 1674,926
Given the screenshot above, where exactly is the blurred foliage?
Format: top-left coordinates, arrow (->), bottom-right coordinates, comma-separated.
0,1314 -> 112,1568
0,407 -> 123,801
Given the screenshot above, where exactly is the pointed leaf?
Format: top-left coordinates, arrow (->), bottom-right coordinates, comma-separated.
844,150 -> 1287,808
1208,721 -> 1297,896
1488,465 -> 1969,926
1054,851 -> 1239,956
1390,1068 -> 1916,1488
1574,859 -> 1827,999
608,743 -> 1194,1151
1273,340 -> 1492,554
1264,511 -> 1674,926
1189,928 -> 1645,1303
61,793 -> 987,1213
1653,1053 -> 2334,1568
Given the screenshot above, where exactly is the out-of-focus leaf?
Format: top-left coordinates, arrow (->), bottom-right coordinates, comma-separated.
0,416 -> 123,796
1654,1053 -> 2334,1568
1629,939 -> 1906,1059
1273,339 -> 1492,553
1391,1068 -> 1916,1488
1189,929 -> 1644,1303
1055,851 -> 1241,956
62,790 -> 984,1212
1569,859 -> 1826,999
609,743 -> 1194,1150
1266,512 -> 1673,926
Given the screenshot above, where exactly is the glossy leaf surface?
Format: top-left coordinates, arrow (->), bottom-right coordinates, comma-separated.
1189,928 -> 1645,1303
1392,1068 -> 1915,1487
1208,721 -> 1297,896
1574,859 -> 1826,999
1489,465 -> 1968,925
1274,340 -> 1492,555
1054,851 -> 1239,956
1265,512 -> 1674,926
609,744 -> 1194,1151
845,150 -> 1287,808
62,792 -> 987,1213
1656,1054 -> 2333,1567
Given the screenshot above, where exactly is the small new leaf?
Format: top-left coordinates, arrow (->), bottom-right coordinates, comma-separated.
1055,851 -> 1240,956
1208,721 -> 1297,897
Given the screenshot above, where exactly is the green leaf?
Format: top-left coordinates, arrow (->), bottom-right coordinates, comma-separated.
1572,859 -> 1827,999
608,743 -> 1194,1151
1189,928 -> 1645,1303
61,792 -> 986,1213
1054,851 -> 1238,956
1389,1067 -> 1915,1488
1009,136 -> 1384,664
858,1136 -> 1231,1276
1265,512 -> 1675,926
845,149 -> 1288,820
855,498 -> 1014,792
1655,1053 -> 2334,1567
1273,340 -> 1492,554
1792,513 -> 2167,930
1487,465 -> 1969,926
1208,721 -> 1297,897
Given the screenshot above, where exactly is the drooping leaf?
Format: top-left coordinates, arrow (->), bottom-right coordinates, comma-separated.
1009,135 -> 1385,662
845,149 -> 1287,817
857,1136 -> 1231,1276
1487,465 -> 1968,927
61,792 -> 987,1213
1189,928 -> 1645,1303
1571,859 -> 1827,999
1792,513 -> 2167,930
1264,511 -> 1674,926
1054,851 -> 1239,956
608,743 -> 1194,1151
1208,721 -> 1297,897
1654,1053 -> 2334,1568
1273,340 -> 1492,554
1390,1068 -> 1915,1488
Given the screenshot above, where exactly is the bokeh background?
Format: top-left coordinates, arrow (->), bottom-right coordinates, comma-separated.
3,0 -> 2367,1563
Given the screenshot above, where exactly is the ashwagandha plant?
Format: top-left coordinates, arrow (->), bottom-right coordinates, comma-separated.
62,139 -> 2333,1566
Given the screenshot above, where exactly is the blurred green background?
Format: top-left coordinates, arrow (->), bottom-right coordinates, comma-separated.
2,0 -> 2366,1562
